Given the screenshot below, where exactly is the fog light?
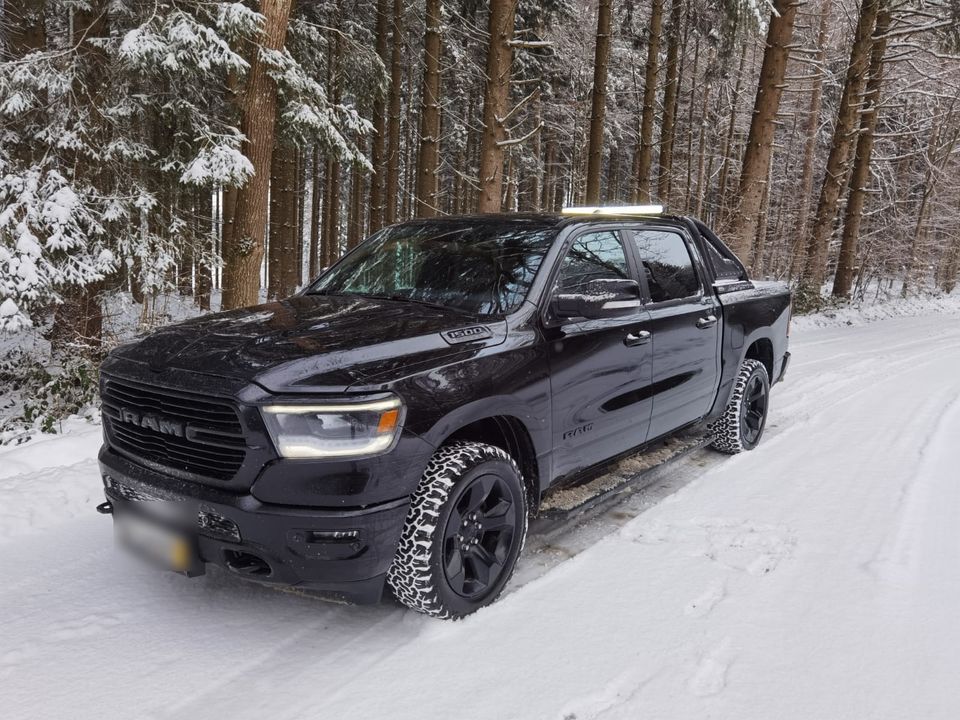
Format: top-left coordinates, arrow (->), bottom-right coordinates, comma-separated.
198,505 -> 241,543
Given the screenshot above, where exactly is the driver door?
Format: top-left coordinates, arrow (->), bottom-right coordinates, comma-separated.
545,229 -> 654,480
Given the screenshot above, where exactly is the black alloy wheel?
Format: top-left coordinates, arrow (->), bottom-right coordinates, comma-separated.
740,372 -> 769,447
709,359 -> 770,454
442,474 -> 518,599
387,442 -> 528,618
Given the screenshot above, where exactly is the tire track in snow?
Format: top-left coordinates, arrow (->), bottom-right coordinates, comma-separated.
865,390 -> 960,583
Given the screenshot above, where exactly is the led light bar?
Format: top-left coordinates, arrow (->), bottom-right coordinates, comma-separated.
561,205 -> 664,216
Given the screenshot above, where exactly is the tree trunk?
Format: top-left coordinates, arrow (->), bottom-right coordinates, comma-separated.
309,146 -> 321,277
368,0 -> 390,233
279,145 -> 299,297
323,157 -> 341,266
267,141 -> 284,299
684,34 -> 700,212
655,0 -> 684,205
790,0 -> 830,279
724,0 -> 799,266
902,114 -> 959,296
831,6 -> 891,298
196,189 -> 213,311
296,148 -> 306,284
477,0 -> 518,213
694,74 -> 712,218
585,0 -> 613,204
633,0 -> 663,203
801,0 -> 880,289
717,39 -> 748,223
414,0 -> 443,216
221,0 -> 294,310
384,0 -> 404,224
50,0 -> 105,352
347,153 -> 365,250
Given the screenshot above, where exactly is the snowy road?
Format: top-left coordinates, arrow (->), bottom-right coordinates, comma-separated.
2,311 -> 959,720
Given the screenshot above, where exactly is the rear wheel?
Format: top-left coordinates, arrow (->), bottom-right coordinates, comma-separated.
709,359 -> 770,454
387,441 -> 528,618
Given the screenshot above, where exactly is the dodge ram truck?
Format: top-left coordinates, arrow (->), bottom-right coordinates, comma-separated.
97,206 -> 791,618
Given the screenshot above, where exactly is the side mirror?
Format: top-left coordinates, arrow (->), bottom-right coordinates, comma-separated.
553,278 -> 641,320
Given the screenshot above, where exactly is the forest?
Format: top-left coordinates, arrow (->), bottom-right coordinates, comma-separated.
1,0 -> 959,430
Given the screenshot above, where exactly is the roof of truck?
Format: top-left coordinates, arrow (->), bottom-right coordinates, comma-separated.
394,210 -> 690,231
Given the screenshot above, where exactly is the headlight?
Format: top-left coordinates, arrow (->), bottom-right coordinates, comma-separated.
260,396 -> 404,459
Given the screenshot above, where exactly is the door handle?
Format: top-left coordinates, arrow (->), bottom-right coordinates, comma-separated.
624,330 -> 652,347
696,315 -> 717,329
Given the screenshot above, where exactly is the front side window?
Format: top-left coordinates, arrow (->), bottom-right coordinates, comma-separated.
632,230 -> 700,302
555,231 -> 630,294
308,221 -> 557,315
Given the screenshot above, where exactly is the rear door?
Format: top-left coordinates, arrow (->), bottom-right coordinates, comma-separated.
545,228 -> 654,479
628,226 -> 721,440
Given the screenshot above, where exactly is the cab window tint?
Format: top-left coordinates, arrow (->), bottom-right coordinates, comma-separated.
703,239 -> 744,281
556,231 -> 630,294
632,230 -> 700,302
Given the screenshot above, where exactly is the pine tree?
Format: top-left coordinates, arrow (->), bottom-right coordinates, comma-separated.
634,0 -> 664,203
477,0 -> 519,213
725,0 -> 800,266
801,0 -> 881,289
832,6 -> 892,298
585,0 -> 613,204
415,0 -> 443,217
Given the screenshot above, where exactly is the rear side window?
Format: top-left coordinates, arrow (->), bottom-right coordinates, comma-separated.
556,231 -> 630,294
703,240 -> 745,281
631,230 -> 700,302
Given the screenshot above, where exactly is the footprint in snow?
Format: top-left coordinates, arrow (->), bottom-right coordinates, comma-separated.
44,613 -> 124,642
684,580 -> 726,617
698,519 -> 796,576
687,638 -> 733,697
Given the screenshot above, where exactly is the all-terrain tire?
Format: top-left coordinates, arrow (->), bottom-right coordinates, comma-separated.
387,441 -> 528,619
709,359 -> 770,455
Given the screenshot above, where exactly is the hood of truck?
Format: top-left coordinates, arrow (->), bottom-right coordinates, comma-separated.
107,294 -> 507,393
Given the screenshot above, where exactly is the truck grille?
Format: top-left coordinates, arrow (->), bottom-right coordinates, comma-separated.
101,377 -> 246,481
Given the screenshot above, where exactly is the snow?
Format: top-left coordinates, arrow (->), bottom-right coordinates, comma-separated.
0,297 -> 17,317
792,289 -> 960,330
180,144 -> 254,186
2,309 -> 960,719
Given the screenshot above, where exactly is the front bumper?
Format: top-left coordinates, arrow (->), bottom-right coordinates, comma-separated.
99,447 -> 410,604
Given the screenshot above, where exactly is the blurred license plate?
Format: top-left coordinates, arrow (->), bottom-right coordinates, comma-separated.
115,511 -> 195,572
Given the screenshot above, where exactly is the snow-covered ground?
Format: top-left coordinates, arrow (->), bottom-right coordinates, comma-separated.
2,309 -> 959,719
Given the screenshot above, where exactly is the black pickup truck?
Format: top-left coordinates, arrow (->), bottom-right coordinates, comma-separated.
98,208 -> 791,618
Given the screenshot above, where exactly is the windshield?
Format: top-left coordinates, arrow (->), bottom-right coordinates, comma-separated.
308,221 -> 558,315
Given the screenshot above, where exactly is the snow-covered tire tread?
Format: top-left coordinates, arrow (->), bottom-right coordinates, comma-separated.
709,359 -> 768,455
387,441 -> 527,619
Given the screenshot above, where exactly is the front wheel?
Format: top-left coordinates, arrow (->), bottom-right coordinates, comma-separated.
387,441 -> 528,618
709,359 -> 770,454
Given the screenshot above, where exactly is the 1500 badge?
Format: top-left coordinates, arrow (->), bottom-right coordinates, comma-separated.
440,325 -> 493,344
